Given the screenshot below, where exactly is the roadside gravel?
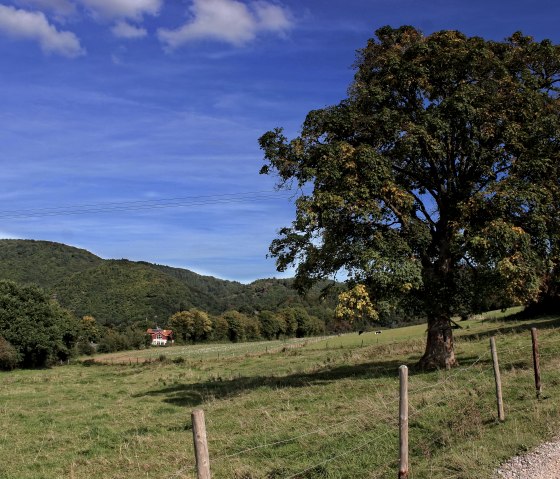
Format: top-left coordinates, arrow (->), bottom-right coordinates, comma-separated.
494,437 -> 560,479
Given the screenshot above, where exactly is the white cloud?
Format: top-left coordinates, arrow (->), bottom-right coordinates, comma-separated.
253,1 -> 291,32
78,0 -> 161,20
158,0 -> 292,49
111,20 -> 147,39
15,0 -> 77,18
0,5 -> 84,57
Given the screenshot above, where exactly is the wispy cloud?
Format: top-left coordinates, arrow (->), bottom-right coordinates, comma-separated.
0,4 -> 84,57
78,0 -> 161,20
111,20 -> 147,39
15,0 -> 77,18
158,0 -> 293,49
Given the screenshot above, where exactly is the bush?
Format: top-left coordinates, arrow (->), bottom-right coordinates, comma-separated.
76,339 -> 96,356
0,336 -> 19,370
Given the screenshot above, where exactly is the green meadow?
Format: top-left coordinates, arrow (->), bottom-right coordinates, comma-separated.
2,308 -> 560,479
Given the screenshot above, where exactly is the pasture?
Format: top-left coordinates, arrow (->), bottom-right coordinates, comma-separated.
2,309 -> 560,479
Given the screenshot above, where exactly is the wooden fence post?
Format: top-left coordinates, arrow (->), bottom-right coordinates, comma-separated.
192,409 -> 211,479
398,365 -> 409,479
531,328 -> 542,399
490,337 -> 505,421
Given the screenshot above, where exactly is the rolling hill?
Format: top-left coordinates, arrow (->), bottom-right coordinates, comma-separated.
0,239 -> 336,328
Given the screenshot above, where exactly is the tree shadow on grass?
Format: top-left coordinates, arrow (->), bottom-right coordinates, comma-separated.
135,334 -> 516,409
134,358 -> 410,408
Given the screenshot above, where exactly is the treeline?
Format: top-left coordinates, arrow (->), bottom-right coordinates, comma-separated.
167,307 -> 325,344
79,307 -> 328,355
0,277 -> 332,369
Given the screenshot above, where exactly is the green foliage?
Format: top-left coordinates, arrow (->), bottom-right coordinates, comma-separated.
260,26 -> 560,367
0,240 -> 336,334
168,309 -> 212,343
221,310 -> 248,343
53,260 -> 195,329
0,336 -> 19,370
243,315 -> 261,340
258,310 -> 286,339
80,315 -> 100,342
0,239 -> 101,289
96,328 -> 144,354
0,280 -> 78,368
210,315 -> 229,341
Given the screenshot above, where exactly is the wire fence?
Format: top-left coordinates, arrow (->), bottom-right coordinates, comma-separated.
162,326 -> 560,479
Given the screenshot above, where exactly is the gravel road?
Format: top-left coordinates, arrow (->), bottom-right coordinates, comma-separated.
494,437 -> 560,479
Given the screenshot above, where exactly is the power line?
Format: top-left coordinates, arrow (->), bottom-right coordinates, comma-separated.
0,190 -> 293,219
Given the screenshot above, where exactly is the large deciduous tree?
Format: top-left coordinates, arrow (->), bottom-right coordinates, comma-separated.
259,26 -> 560,369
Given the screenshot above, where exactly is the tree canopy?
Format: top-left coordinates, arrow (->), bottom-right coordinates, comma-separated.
259,26 -> 560,369
0,280 -> 78,368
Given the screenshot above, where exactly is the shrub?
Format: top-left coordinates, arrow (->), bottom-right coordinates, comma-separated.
0,336 -> 19,370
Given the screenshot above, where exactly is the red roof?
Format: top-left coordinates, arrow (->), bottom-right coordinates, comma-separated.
146,328 -> 173,338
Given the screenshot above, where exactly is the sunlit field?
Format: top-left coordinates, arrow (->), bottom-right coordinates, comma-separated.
2,308 -> 559,479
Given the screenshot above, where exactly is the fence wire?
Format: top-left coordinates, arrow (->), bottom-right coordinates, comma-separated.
166,325 -> 560,479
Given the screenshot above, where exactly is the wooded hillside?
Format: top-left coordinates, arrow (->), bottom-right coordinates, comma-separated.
0,240 -> 336,329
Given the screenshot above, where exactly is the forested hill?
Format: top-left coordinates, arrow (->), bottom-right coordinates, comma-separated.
0,239 -> 102,289
0,239 -> 336,328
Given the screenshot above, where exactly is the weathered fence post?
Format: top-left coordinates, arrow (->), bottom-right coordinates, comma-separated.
490,337 -> 505,421
398,365 -> 409,479
192,409 -> 211,479
531,328 -> 542,399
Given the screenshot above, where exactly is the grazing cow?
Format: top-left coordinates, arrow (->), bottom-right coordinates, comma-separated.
358,330 -> 364,335
375,330 -> 382,335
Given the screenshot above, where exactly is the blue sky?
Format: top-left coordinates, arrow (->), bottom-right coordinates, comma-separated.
1,0 -> 559,282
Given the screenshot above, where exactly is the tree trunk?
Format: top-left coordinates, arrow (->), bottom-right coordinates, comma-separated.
418,315 -> 457,370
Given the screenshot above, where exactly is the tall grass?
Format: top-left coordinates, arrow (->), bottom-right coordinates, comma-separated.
1,311 -> 559,478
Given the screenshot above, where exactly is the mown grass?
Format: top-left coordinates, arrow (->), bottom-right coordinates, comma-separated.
1,309 -> 560,479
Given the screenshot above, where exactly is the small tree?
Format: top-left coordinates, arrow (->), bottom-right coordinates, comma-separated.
277,308 -> 298,337
168,311 -> 194,343
243,315 -> 261,340
335,284 -> 379,324
191,309 -> 213,342
211,315 -> 229,341
259,310 -> 286,339
221,311 -> 248,343
80,315 -> 100,342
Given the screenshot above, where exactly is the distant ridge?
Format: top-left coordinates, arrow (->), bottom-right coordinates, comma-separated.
0,239 -> 335,328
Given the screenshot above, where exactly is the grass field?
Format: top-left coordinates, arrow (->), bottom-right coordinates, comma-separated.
2,308 -> 560,479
